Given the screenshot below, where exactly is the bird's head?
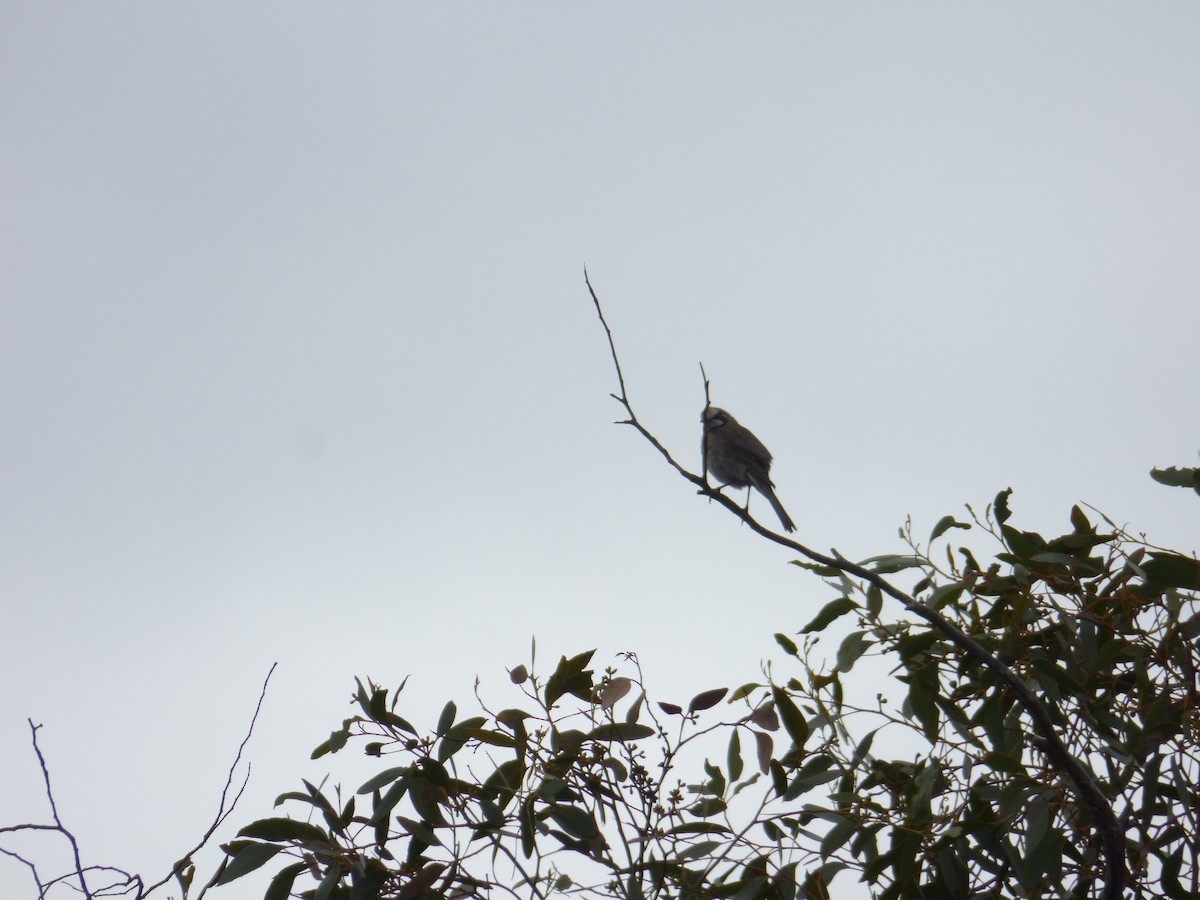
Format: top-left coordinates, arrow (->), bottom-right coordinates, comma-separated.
702,406 -> 733,429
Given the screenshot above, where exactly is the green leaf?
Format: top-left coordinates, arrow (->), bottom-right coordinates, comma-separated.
217,843 -> 282,884
477,797 -> 504,827
850,729 -> 879,767
689,687 -> 728,712
771,686 -> 809,750
599,676 -> 633,710
367,685 -> 390,723
625,691 -> 645,724
835,631 -> 871,673
457,727 -> 517,748
866,584 -> 883,617
311,723 -> 351,759
603,757 -> 628,782
732,876 -> 769,900
754,730 -> 773,775
1150,465 -> 1200,495
863,554 -> 923,574
544,650 -> 596,706
357,766 -> 410,795
237,817 -> 329,845
1161,846 -> 1190,900
907,671 -> 939,742
1001,525 -> 1045,560
748,705 -> 779,731
930,515 -> 970,542
263,862 -> 307,900
676,840 -> 722,862
482,758 -> 526,807
983,750 -> 1027,776
775,632 -> 799,655
769,760 -> 787,797
1025,792 -> 1049,852
436,700 -> 457,736
686,797 -> 727,818
818,814 -> 855,860
1141,553 -> 1200,589
437,726 -> 470,762
727,729 -> 744,782
994,488 -> 1013,524
800,597 -> 857,634
785,756 -> 840,800
398,816 -> 442,847
496,708 -> 532,730
703,758 -> 726,797
519,796 -> 536,858
928,582 -> 963,610
910,764 -> 938,826
172,860 -> 194,898
666,822 -> 733,835
1030,552 -> 1103,575
395,865 -> 443,900
373,779 -> 410,824
312,862 -> 341,900
789,560 -> 842,576
549,803 -> 599,838
585,723 -> 656,742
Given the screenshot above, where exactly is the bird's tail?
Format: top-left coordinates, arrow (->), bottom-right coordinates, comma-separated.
751,475 -> 796,533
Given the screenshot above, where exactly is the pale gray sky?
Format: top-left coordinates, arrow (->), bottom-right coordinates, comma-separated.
2,5 -> 1199,898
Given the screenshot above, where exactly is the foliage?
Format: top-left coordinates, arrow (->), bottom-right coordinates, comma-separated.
214,493 -> 1199,900
1151,464 -> 1200,497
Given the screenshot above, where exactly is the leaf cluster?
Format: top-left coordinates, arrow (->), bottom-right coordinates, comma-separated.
213,494 -> 1199,900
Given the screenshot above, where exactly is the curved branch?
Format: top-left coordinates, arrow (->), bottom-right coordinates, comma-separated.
143,662 -> 277,897
583,271 -> 1125,900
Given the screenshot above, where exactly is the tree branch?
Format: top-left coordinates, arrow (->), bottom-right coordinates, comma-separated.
141,661 -> 277,897
1,663 -> 277,900
583,271 -> 1126,900
30,718 -> 94,899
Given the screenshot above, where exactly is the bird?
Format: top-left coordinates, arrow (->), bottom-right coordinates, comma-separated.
701,406 -> 796,533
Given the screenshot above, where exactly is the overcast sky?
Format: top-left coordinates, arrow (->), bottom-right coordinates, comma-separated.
2,5 -> 1199,898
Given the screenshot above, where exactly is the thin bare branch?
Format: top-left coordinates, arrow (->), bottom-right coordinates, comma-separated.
3,664 -> 276,900
140,661 -> 277,897
584,268 -> 705,488
0,845 -> 48,898
28,719 -> 93,899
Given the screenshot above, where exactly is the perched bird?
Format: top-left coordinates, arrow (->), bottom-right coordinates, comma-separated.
701,406 -> 796,533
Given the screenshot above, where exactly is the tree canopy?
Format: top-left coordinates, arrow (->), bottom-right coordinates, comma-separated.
209,490 -> 1199,900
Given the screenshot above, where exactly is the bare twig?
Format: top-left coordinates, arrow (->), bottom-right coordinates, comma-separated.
0,845 -> 48,897
30,718 -> 94,899
1,663 -> 277,900
142,661 -> 277,897
585,269 -> 706,490
583,272 -> 1126,900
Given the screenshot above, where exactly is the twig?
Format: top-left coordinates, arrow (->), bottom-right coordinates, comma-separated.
583,271 -> 1126,900
1,664 -> 277,899
0,845 -> 48,897
30,718 -> 93,899
141,661 -> 277,897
